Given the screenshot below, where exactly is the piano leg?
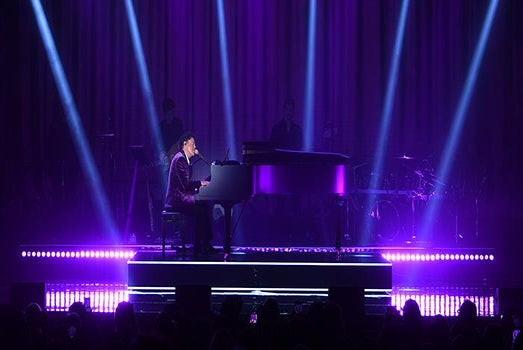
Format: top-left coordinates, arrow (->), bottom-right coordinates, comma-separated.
222,203 -> 233,258
335,195 -> 345,253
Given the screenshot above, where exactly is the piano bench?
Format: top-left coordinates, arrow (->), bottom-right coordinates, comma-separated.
161,210 -> 187,258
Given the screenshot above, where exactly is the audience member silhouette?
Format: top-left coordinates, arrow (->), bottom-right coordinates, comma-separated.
401,298 -> 424,349
213,295 -> 245,340
24,302 -> 47,349
450,299 -> 480,350
103,301 -> 139,350
427,314 -> 450,350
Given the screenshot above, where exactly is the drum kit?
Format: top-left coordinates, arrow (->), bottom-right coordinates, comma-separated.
352,154 -> 445,245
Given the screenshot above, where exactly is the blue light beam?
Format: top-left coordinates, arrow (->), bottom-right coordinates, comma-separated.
30,0 -> 119,240
419,0 -> 499,241
362,0 -> 410,244
216,0 -> 238,160
303,0 -> 317,152
124,0 -> 165,188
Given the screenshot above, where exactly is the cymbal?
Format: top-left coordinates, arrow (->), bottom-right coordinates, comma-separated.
395,154 -> 415,160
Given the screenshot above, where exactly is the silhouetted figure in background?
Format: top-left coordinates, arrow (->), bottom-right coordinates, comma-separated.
450,299 -> 480,350
270,98 -> 303,150
213,295 -> 245,340
160,98 -> 184,159
102,301 -> 138,350
401,299 -> 424,349
427,314 -> 450,350
256,298 -> 285,350
24,302 -> 47,349
322,119 -> 340,152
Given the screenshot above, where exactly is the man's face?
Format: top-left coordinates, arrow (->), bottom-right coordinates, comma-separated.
183,137 -> 197,158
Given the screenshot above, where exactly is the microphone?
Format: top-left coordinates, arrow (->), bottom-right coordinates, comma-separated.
194,149 -> 210,165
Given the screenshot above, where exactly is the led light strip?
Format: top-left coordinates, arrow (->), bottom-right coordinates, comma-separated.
127,260 -> 391,267
381,253 -> 495,262
21,250 -> 136,259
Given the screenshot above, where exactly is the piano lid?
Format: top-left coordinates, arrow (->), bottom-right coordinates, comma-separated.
242,141 -> 350,165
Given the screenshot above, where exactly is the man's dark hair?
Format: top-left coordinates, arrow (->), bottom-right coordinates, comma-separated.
177,131 -> 194,149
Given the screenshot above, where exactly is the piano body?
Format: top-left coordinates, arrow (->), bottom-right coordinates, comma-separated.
196,142 -> 351,255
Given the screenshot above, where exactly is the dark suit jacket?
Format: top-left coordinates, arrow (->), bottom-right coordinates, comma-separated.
270,119 -> 303,150
164,150 -> 201,211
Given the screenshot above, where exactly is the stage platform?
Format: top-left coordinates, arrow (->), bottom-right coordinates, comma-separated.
127,250 -> 391,316
128,251 -> 392,290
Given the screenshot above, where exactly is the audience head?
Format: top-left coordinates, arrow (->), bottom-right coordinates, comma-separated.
69,301 -> 86,317
258,298 -> 280,326
458,299 -> 477,322
403,299 -> 422,323
24,302 -> 45,329
114,301 -> 137,334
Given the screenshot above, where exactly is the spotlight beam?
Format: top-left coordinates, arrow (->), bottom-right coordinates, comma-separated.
124,0 -> 166,188
216,0 -> 238,160
362,0 -> 410,244
303,0 -> 317,152
419,0 -> 499,241
30,0 -> 119,240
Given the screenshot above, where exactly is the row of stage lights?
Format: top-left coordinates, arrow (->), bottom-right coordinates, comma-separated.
20,249 -> 494,263
382,253 -> 494,262
21,250 -> 135,259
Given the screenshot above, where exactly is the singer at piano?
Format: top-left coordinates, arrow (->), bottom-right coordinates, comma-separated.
164,131 -> 216,255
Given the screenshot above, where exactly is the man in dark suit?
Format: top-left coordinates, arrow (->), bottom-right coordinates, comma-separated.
270,98 -> 303,150
164,131 -> 214,255
160,98 -> 184,156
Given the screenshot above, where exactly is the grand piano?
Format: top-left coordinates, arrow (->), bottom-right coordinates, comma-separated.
195,142 -> 351,256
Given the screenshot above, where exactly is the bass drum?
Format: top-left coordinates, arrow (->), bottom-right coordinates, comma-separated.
370,200 -> 403,244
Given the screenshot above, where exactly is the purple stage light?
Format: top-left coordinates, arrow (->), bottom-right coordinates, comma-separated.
20,249 -> 136,260
216,0 -> 238,160
381,250 -> 495,263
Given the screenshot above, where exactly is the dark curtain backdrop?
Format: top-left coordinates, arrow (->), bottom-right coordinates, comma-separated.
1,0 -> 522,264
